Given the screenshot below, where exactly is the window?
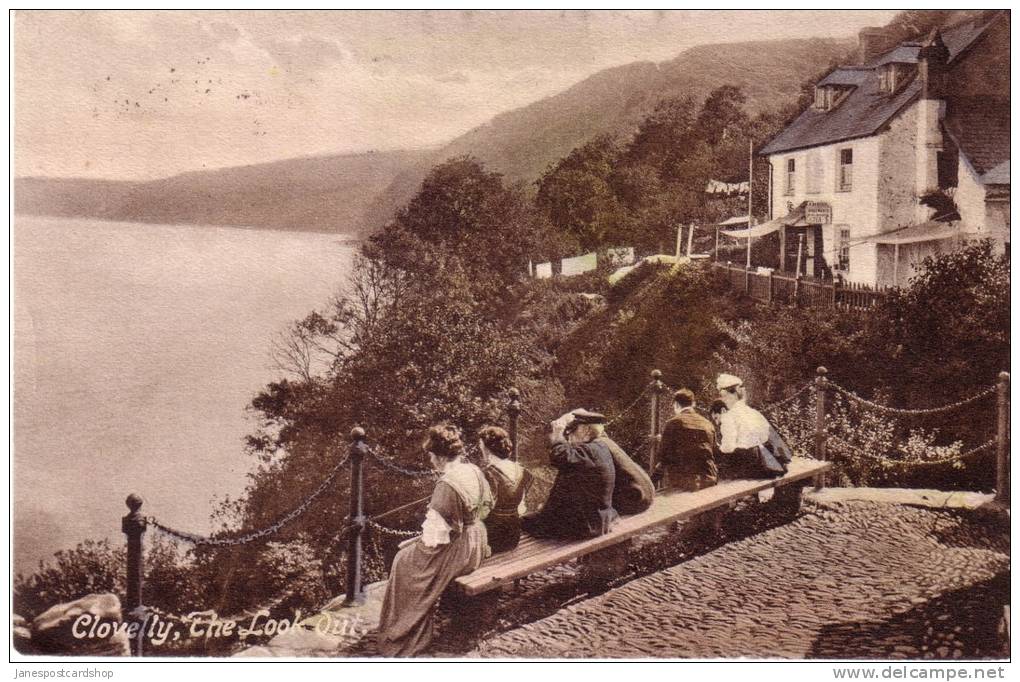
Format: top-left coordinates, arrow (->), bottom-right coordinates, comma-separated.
785,158 -> 796,195
838,148 -> 853,191
814,87 -> 827,109
837,227 -> 851,271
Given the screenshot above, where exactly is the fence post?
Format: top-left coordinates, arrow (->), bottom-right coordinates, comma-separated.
121,494 -> 146,657
767,270 -> 774,304
508,387 -> 522,462
345,427 -> 368,604
743,264 -> 750,294
996,372 -> 1010,505
813,367 -> 828,489
648,369 -> 664,480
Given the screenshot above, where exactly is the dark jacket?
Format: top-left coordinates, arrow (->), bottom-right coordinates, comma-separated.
594,436 -> 655,515
658,410 -> 718,480
523,439 -> 619,539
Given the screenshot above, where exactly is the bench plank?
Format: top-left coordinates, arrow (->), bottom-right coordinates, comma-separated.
455,457 -> 830,596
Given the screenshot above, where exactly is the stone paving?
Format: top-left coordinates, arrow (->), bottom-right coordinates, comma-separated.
472,499 -> 1009,659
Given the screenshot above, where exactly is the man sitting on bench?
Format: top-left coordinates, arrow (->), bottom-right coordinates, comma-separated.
522,409 -> 619,539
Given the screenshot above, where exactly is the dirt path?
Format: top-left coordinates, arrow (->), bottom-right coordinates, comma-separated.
473,500 -> 1009,659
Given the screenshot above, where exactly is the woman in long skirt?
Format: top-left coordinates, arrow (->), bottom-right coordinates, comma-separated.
377,423 -> 493,657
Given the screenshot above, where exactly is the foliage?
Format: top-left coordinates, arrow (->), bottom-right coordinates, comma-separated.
13,537 -> 201,622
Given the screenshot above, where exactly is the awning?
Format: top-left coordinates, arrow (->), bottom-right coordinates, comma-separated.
718,215 -> 750,227
721,220 -> 782,239
865,221 -> 961,245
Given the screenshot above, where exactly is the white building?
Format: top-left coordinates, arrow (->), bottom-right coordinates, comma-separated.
757,11 -> 1009,287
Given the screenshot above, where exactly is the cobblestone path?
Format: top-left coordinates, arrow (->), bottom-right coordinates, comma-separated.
473,500 -> 1009,659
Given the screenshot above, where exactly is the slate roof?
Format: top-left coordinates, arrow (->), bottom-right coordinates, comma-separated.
944,97 -> 1010,186
817,68 -> 870,87
759,13 -> 1006,157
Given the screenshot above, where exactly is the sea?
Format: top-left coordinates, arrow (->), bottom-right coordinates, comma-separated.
13,216 -> 357,575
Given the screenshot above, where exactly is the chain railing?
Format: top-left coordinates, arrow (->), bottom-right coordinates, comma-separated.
828,436 -> 997,468
122,369 -> 1010,657
827,382 -> 996,417
147,452 -> 352,548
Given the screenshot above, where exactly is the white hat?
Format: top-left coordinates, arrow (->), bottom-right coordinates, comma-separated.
716,373 -> 743,391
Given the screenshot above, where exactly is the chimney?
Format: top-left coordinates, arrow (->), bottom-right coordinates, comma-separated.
918,29 -> 951,99
858,27 -> 899,64
915,29 -> 949,218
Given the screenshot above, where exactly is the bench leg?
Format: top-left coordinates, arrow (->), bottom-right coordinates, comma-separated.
578,539 -> 632,590
442,588 -> 500,644
771,482 -> 805,517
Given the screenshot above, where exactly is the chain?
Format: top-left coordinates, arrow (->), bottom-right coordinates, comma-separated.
827,382 -> 996,416
148,452 -> 351,547
606,385 -> 651,426
828,436 -> 997,467
762,381 -> 815,412
366,517 -> 421,538
366,446 -> 439,479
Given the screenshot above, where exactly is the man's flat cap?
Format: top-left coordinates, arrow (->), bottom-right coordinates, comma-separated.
570,408 -> 607,424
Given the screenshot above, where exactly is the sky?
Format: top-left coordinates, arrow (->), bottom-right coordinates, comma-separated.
14,10 -> 897,180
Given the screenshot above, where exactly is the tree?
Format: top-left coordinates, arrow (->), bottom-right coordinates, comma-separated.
535,136 -> 626,250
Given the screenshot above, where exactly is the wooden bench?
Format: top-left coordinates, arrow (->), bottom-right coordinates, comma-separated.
453,457 -> 832,597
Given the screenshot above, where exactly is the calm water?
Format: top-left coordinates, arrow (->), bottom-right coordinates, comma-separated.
13,217 -> 356,574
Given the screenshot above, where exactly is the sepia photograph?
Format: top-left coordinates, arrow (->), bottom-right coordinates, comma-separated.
10,9 -> 1011,665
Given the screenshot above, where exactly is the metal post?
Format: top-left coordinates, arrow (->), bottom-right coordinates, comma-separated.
345,427 -> 368,604
814,367 -> 828,490
122,494 -> 146,657
508,387 -> 522,462
648,369 -> 664,480
996,372 -> 1010,504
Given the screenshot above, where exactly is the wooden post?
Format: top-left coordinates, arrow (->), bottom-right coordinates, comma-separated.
996,372 -> 1010,504
508,387 -> 522,462
674,224 -> 683,260
687,222 -> 695,257
122,494 -> 146,657
767,270 -> 774,304
715,226 -> 720,262
345,427 -> 368,604
648,369 -> 664,480
814,367 -> 828,490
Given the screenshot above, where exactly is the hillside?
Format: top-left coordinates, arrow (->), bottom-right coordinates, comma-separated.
16,37 -> 852,235
360,37 -> 854,233
14,149 -> 429,234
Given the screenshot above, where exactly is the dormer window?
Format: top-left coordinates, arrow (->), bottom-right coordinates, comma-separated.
812,85 -> 853,111
878,63 -> 916,94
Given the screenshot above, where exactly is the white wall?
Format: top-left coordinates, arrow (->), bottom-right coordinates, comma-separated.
769,135 -> 880,284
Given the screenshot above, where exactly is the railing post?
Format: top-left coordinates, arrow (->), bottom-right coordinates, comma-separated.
996,372 -> 1010,505
814,367 -> 828,490
345,427 -> 368,604
508,387 -> 522,462
648,369 -> 664,480
121,494 -> 146,657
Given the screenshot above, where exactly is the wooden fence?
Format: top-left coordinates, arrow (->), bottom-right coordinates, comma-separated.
712,261 -> 890,311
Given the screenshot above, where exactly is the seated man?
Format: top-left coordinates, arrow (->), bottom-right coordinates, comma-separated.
657,388 -> 718,491
590,420 -> 654,515
522,409 -> 619,539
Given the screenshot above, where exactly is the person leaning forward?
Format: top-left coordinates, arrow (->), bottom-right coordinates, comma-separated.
657,388 -> 719,492
522,409 -> 619,539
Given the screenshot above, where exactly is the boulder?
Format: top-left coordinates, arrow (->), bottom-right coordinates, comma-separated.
30,593 -> 130,656
12,614 -> 33,654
